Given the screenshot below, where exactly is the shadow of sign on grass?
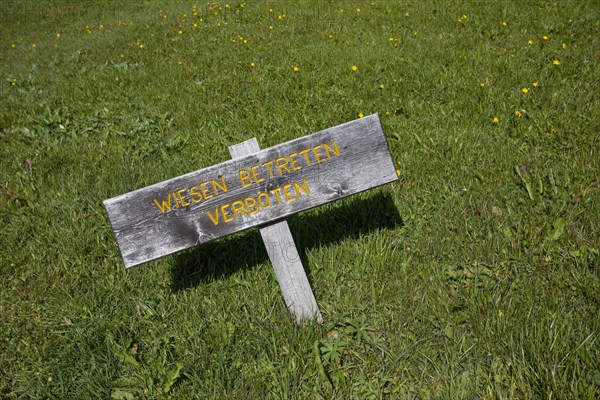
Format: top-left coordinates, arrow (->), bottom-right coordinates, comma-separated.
171,191 -> 403,292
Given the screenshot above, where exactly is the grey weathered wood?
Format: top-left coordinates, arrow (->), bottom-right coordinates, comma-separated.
103,113 -> 397,268
229,139 -> 322,324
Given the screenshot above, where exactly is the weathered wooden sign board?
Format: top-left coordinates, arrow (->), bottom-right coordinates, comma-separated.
104,113 -> 398,322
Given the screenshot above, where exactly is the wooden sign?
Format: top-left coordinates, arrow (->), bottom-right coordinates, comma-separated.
103,114 -> 398,269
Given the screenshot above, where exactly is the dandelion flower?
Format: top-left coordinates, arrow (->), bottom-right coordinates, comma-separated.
178,30 -> 183,34
358,112 -> 364,118
528,39 -> 533,45
502,21 -> 507,26
293,66 -> 299,72
56,33 -> 61,38
32,43 -> 36,48
250,62 -> 255,67
178,60 -> 183,65
521,88 -> 529,94
479,82 -> 485,87
553,59 -> 560,65
514,110 -> 522,117
532,82 -> 539,87
351,65 -> 358,71
269,25 -> 273,30
11,43 -> 16,48
492,116 -> 499,124
562,42 -> 567,49
543,35 -> 549,41
379,84 -> 385,89
139,43 -> 145,49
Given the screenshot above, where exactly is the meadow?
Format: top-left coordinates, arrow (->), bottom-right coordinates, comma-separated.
1,1 -> 599,398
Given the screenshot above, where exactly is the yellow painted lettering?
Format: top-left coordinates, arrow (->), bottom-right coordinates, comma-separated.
231,200 -> 246,219
258,192 -> 271,208
294,178 -> 311,197
238,169 -> 253,187
221,203 -> 234,222
200,181 -> 213,199
270,187 -> 283,204
212,176 -> 228,194
275,157 -> 291,175
153,194 -> 172,213
324,139 -> 340,158
282,183 -> 295,202
298,148 -> 312,166
189,185 -> 202,203
289,152 -> 302,170
177,188 -> 190,207
251,165 -> 264,183
262,160 -> 275,178
313,145 -> 326,163
172,191 -> 180,208
244,197 -> 258,214
207,209 -> 219,225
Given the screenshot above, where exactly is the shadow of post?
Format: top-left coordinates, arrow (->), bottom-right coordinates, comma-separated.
171,191 -> 403,292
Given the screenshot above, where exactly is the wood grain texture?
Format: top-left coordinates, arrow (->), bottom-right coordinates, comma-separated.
229,139 -> 322,324
104,114 -> 397,268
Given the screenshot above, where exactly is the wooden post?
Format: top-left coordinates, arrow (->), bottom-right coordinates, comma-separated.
229,138 -> 322,324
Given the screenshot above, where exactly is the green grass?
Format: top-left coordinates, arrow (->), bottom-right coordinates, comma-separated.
1,1 -> 599,398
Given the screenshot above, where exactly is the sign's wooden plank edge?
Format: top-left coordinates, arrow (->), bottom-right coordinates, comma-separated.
103,114 -> 398,268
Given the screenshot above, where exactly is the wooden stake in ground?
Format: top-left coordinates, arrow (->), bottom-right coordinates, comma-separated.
229,138 -> 322,324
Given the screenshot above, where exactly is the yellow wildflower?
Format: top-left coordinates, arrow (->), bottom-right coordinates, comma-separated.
11,43 -> 16,48
528,39 -> 533,45
56,33 -> 61,38
379,84 -> 385,89
32,43 -> 36,48
562,42 -> 567,49
532,82 -> 539,87
250,62 -> 255,67
521,88 -> 529,94
492,117 -> 499,123
502,21 -> 507,26
293,66 -> 299,72
351,65 -> 358,71
358,112 -> 364,118
514,110 -> 522,117
269,25 -> 273,30
553,59 -> 560,65
479,82 -> 485,87
543,35 -> 549,41
139,44 -> 145,49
